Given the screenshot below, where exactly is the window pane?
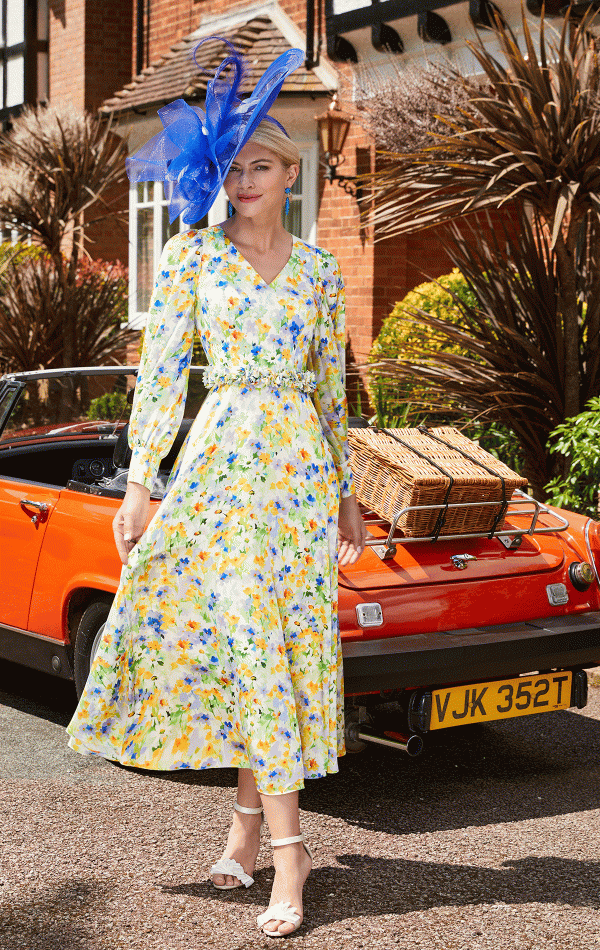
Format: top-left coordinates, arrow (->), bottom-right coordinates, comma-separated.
162,204 -> 180,245
286,199 -> 302,237
37,51 -> 49,101
38,0 -> 49,41
6,0 -> 25,46
137,207 -> 154,312
137,181 -> 153,204
6,55 -> 24,108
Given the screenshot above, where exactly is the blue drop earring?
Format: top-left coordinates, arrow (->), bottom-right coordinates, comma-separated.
284,187 -> 291,216
228,200 -> 233,217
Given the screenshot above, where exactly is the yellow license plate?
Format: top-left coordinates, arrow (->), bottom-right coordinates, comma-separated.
430,671 -> 573,730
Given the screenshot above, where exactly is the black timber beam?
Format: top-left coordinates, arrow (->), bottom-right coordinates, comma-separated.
326,0 -> 459,37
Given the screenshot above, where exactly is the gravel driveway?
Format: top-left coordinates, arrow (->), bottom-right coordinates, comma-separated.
1,660 -> 599,950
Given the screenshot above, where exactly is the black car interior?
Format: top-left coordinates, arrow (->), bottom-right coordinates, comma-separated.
0,417 -> 368,497
0,420 -> 195,497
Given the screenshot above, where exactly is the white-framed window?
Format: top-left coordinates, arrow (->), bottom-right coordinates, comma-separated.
127,141 -> 318,327
128,181 -> 207,328
0,0 -> 49,123
288,143 -> 318,246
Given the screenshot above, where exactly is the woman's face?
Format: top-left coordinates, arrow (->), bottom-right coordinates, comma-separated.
224,141 -> 298,221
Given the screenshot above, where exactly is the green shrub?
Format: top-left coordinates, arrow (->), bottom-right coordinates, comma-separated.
367,270 -> 524,475
462,419 -> 525,475
371,268 -> 477,361
369,269 -> 477,427
87,392 -> 129,421
544,397 -> 600,516
0,240 -> 44,269
368,379 -> 415,428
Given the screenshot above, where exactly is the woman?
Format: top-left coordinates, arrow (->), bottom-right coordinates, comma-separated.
66,41 -> 366,937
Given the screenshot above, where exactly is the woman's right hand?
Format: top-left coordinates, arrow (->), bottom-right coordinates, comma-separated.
113,481 -> 151,565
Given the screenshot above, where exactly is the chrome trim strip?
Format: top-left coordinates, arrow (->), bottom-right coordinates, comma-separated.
0,621 -> 64,644
1,365 -> 206,382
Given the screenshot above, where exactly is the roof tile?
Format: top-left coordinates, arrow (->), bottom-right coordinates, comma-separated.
101,15 -> 327,113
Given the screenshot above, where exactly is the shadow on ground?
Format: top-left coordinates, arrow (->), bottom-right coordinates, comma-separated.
0,880 -> 113,950
162,854 -> 600,935
2,658 -> 600,836
0,658 -> 76,726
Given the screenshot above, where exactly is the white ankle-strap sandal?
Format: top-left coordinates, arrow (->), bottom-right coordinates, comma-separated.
209,802 -> 263,890
256,833 -> 313,938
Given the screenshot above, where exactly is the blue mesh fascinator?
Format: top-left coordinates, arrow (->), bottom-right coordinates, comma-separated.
126,37 -> 304,225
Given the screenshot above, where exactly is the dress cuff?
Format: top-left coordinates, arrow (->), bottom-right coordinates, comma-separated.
127,444 -> 157,492
339,466 -> 355,499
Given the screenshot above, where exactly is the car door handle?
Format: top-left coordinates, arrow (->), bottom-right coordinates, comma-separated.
20,499 -> 51,525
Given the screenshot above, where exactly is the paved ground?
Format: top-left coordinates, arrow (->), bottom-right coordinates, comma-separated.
1,661 -> 599,950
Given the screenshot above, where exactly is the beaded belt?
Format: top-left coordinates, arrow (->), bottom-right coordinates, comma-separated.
204,364 -> 316,394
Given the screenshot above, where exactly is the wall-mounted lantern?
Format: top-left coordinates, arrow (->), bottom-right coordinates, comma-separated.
315,95 -> 362,200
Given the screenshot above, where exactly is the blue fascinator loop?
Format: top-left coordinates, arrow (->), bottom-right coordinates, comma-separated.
126,37 -> 304,225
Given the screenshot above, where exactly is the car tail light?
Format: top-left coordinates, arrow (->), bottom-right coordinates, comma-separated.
569,561 -> 595,591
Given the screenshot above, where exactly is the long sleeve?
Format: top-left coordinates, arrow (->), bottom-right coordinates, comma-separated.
308,252 -> 355,499
127,233 -> 198,490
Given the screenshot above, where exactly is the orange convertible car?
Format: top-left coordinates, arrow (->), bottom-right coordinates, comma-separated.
2,366 -> 600,755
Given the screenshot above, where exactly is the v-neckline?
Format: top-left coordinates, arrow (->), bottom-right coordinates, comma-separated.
217,225 -> 297,288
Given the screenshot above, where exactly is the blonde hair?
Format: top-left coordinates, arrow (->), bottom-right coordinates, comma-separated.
249,118 -> 300,167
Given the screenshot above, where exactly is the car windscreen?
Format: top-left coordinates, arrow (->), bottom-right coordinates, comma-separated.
0,385 -> 20,434
0,369 -> 208,444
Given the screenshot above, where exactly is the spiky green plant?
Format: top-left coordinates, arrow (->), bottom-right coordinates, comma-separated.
0,252 -> 65,373
0,104 -> 129,402
363,6 -> 600,423
0,251 -> 130,382
368,205 -> 599,496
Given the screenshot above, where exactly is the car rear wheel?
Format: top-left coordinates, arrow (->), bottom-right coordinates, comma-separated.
74,600 -> 112,698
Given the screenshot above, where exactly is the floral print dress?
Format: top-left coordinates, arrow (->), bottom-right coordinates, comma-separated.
66,224 -> 354,795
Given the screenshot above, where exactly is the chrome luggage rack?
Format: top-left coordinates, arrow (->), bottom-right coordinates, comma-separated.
362,490 -> 569,560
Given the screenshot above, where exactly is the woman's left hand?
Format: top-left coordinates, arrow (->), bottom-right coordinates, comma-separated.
338,493 -> 367,567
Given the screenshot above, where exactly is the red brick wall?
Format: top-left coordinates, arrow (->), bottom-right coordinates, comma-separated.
48,3 -> 132,264
317,120 -> 375,365
86,177 -> 130,267
50,0 -> 133,110
83,2 -> 132,263
84,0 -> 134,112
50,1 -> 513,366
134,0 -> 307,74
49,0 -> 86,107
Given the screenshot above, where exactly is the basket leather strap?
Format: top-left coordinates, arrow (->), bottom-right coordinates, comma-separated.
378,427 -> 454,541
417,425 -> 509,537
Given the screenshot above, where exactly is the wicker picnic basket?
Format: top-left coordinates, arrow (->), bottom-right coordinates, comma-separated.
347,425 -> 528,538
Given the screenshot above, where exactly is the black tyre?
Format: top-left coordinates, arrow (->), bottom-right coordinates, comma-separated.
73,599 -> 112,698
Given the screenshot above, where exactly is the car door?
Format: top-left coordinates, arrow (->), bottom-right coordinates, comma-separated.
0,477 -> 60,629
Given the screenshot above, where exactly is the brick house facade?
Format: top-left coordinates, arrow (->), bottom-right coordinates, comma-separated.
7,0 -> 578,368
